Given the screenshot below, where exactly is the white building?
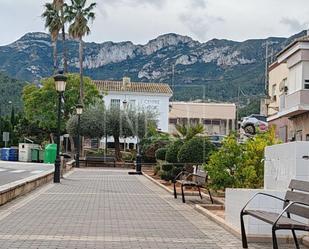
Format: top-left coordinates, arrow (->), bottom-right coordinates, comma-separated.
92,77 -> 173,149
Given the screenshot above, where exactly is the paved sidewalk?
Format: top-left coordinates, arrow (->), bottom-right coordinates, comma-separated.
0,169 -> 304,248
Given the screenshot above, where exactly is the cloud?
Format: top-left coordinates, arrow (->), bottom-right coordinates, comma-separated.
101,0 -> 166,9
179,13 -> 224,40
190,0 -> 207,9
280,17 -> 308,32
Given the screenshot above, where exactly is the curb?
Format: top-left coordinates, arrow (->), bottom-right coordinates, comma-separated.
0,160 -> 75,207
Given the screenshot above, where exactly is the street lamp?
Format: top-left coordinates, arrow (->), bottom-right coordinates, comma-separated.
76,103 -> 83,168
54,71 -> 67,183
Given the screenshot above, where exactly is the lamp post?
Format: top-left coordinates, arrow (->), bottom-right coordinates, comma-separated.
76,103 -> 83,168
54,72 -> 67,183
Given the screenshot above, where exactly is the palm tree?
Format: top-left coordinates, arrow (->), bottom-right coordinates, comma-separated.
66,0 -> 96,103
42,3 -> 63,73
173,123 -> 205,141
53,0 -> 68,73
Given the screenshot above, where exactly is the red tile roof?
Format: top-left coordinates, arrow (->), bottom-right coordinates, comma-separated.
93,80 -> 173,95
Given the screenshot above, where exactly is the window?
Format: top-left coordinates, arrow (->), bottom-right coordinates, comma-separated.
111,99 -> 120,108
169,118 -> 177,124
305,80 -> 309,90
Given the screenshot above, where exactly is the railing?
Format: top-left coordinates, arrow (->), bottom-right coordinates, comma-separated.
279,90 -> 309,115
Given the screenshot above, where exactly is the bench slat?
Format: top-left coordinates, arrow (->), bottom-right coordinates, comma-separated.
289,179 -> 309,192
284,190 -> 309,219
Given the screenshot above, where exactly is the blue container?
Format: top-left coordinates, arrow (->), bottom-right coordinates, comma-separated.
0,148 -> 18,161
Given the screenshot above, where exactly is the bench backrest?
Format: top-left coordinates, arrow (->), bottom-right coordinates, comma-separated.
284,179 -> 309,219
192,168 -> 208,186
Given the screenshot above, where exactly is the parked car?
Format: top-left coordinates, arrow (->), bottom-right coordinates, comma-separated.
241,114 -> 268,135
207,135 -> 226,147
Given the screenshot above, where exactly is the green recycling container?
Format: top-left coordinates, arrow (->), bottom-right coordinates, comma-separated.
31,148 -> 39,162
39,150 -> 45,163
44,144 -> 57,164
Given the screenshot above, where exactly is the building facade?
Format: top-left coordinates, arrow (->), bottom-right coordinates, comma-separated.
169,102 -> 236,135
92,77 -> 173,149
267,36 -> 309,142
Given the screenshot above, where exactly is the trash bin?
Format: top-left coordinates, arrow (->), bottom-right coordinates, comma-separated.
1,148 -> 18,161
39,150 -> 44,163
44,144 -> 57,164
31,148 -> 39,163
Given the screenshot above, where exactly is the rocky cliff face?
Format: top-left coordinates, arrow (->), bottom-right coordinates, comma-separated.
0,31 -> 306,101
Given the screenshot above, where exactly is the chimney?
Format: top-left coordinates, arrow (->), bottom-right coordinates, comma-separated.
123,77 -> 131,87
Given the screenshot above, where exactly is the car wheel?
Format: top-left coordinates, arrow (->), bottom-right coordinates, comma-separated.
244,124 -> 255,135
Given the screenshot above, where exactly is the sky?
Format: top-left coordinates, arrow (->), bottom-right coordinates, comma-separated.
0,0 -> 309,46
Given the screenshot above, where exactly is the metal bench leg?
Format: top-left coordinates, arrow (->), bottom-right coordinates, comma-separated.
240,212 -> 248,248
198,186 -> 202,199
291,229 -> 300,249
181,184 -> 185,203
173,182 -> 177,199
207,188 -> 214,204
272,228 -> 278,249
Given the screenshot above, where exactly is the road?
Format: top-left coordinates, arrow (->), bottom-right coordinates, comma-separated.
0,161 -> 53,187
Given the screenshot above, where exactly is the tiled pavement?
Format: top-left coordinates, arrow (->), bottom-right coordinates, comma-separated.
0,169 -> 304,249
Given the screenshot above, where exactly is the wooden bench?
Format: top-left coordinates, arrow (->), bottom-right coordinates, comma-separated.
173,167 -> 213,204
85,156 -> 116,167
240,179 -> 309,249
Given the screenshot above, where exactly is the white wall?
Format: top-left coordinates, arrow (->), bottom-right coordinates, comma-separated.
288,62 -> 303,93
103,91 -> 171,132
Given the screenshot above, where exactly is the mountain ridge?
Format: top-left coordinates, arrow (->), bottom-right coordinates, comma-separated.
0,30 -> 307,101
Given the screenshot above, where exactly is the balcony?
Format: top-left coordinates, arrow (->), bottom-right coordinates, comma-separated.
278,90 -> 309,117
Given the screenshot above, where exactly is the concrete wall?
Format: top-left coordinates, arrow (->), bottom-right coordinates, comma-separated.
225,142 -> 309,237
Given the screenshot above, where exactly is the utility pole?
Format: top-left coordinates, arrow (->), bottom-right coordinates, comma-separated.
264,40 -> 269,96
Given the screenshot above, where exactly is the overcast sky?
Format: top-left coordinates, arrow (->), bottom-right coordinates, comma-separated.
0,0 -> 308,46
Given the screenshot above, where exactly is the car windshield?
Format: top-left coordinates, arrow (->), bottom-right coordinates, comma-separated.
251,115 -> 267,122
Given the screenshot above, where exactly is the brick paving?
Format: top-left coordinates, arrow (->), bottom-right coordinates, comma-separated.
0,169 -> 304,248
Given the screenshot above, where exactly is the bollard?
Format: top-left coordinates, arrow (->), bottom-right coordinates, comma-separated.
128,154 -> 143,175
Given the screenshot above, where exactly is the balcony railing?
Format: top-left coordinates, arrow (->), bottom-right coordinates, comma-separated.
279,90 -> 309,117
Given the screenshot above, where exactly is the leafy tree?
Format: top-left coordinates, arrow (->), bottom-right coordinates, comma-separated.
22,73 -> 100,137
165,140 -> 183,163
178,137 -> 214,164
67,105 -> 156,161
205,134 -> 243,190
155,147 -> 167,161
205,128 -> 279,190
66,0 -> 96,102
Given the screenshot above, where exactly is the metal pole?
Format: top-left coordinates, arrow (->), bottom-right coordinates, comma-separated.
54,92 -> 62,183
76,114 -> 80,168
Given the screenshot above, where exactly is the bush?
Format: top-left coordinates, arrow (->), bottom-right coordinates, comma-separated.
178,137 -> 215,164
165,140 -> 183,163
205,128 -> 279,190
160,170 -> 174,181
155,147 -> 167,161
154,165 -> 161,175
161,163 -> 173,171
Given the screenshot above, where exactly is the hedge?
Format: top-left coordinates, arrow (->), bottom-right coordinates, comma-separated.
155,147 -> 167,161
165,140 -> 183,163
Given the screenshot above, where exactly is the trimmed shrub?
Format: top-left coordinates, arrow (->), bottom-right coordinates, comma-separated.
155,147 -> 167,161
178,137 -> 215,164
161,163 -> 173,172
160,170 -> 174,181
154,165 -> 161,175
165,140 -> 183,163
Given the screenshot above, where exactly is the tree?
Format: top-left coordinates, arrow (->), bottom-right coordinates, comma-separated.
42,2 -> 63,73
66,0 -> 96,103
178,137 -> 214,164
173,123 -> 204,141
165,140 -> 183,163
205,128 -> 279,191
53,0 -> 68,73
66,105 -> 156,161
22,73 -> 100,138
105,107 -> 156,161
